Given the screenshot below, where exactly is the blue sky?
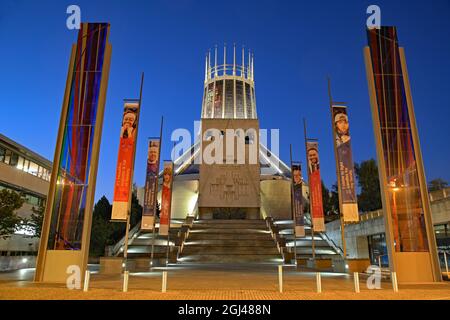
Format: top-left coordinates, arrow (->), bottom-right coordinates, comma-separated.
1,0 -> 449,201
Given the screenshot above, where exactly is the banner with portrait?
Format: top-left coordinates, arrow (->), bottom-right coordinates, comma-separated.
141,138 -> 161,230
291,163 -> 305,237
306,141 -> 325,232
159,161 -> 174,236
111,102 -> 140,221
332,106 -> 359,222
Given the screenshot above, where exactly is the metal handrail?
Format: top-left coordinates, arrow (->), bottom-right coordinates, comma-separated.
303,213 -> 345,258
111,220 -> 142,257
376,254 -> 389,268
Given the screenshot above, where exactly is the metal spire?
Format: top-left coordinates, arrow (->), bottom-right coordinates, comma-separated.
204,53 -> 208,82
208,49 -> 211,79
251,53 -> 254,81
223,43 -> 227,76
214,45 -> 218,77
233,43 -> 236,76
242,45 -> 245,77
248,50 -> 251,79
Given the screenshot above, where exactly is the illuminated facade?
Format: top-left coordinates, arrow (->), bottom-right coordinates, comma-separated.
164,46 -> 300,221
35,23 -> 112,283
364,26 -> 441,282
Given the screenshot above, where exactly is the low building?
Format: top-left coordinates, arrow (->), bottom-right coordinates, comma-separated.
0,133 -> 51,271
326,187 -> 450,267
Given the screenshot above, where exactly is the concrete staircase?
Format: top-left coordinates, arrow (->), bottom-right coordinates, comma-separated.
268,219 -> 342,266
179,219 -> 283,264
112,219 -> 193,271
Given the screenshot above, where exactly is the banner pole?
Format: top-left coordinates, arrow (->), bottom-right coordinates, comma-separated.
290,144 -> 297,265
123,211 -> 131,272
303,118 -> 315,261
166,233 -> 170,267
123,73 -> 145,272
150,117 -> 164,269
327,77 -> 347,258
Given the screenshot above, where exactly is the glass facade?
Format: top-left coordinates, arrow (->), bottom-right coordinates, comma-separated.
0,183 -> 45,207
225,80 -> 234,118
0,145 -> 51,182
205,83 -> 214,118
47,23 -> 109,251
368,233 -> 389,267
367,27 -> 429,252
245,83 -> 253,119
214,80 -> 223,118
202,78 -> 256,120
235,80 -> 244,118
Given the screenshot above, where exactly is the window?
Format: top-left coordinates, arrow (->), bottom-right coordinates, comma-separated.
4,150 -> 11,165
16,156 -> 24,170
29,162 -> 39,176
10,153 -> 18,167
0,146 -> 5,162
23,159 -> 30,172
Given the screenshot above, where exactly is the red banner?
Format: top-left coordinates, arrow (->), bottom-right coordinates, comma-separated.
306,141 -> 325,232
159,161 -> 174,236
111,102 -> 140,221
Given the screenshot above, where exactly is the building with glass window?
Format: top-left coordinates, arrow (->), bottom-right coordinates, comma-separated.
0,133 -> 51,269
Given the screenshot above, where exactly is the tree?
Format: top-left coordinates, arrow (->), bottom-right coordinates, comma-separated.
330,183 -> 340,216
321,181 -> 340,222
129,192 -> 143,227
321,181 -> 332,215
28,203 -> 45,238
354,159 -> 382,212
0,189 -> 24,239
428,179 -> 448,192
89,196 -> 114,257
89,193 -> 143,257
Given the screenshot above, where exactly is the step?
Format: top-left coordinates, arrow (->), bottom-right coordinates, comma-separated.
126,246 -> 169,254
289,248 -> 338,255
132,238 -> 175,246
286,240 -> 330,247
195,220 -> 266,224
179,254 -> 283,264
184,239 -> 276,246
188,228 -> 271,234
182,246 -> 280,255
188,233 -> 273,240
192,223 -> 268,229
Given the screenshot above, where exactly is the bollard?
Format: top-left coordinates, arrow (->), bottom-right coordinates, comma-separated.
391,272 -> 398,293
278,265 -> 283,293
353,272 -> 360,293
123,271 -> 129,292
83,270 -> 90,292
162,271 -> 168,293
316,272 -> 322,293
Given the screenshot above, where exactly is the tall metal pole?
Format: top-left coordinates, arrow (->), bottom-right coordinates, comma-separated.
303,118 -> 315,260
151,116 -> 164,268
290,144 -> 297,265
123,73 -> 145,272
123,212 -> 131,271
327,77 -> 347,258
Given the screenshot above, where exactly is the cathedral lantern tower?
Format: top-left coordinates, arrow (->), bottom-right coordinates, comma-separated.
198,45 -> 261,219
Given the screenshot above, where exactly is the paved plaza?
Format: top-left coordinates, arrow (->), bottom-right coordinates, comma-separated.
0,265 -> 449,300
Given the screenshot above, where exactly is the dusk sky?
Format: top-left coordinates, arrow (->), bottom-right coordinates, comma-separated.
1,0 -> 449,202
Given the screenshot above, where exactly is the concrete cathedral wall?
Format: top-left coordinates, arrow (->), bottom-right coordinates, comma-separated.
260,180 -> 291,220
199,119 -> 260,211
326,216 -> 386,259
